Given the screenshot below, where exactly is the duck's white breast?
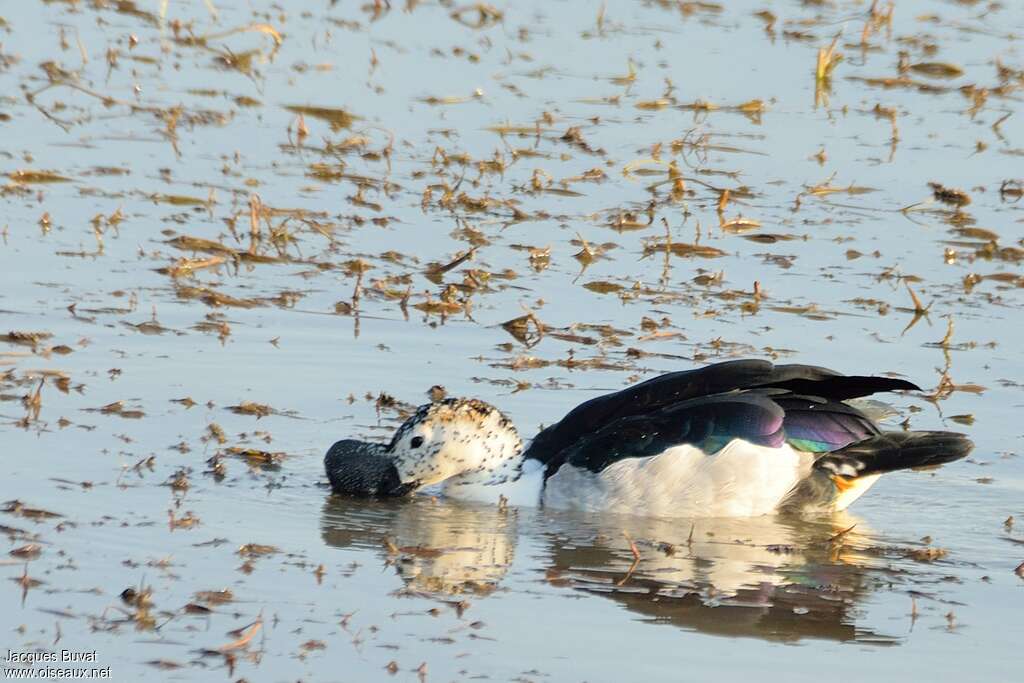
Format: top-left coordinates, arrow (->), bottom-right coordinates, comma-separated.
542,439 -> 815,518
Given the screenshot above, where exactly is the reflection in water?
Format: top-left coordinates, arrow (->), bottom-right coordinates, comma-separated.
320,495 -> 516,595
541,513 -> 898,645
321,496 -> 905,644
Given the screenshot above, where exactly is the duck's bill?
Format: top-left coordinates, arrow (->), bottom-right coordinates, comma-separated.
325,439 -> 418,498
387,480 -> 420,496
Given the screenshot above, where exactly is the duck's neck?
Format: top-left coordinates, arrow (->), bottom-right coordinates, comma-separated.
440,441 -> 544,506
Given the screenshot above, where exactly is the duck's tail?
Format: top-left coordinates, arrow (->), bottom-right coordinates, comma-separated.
814,431 -> 973,479
782,431 -> 972,513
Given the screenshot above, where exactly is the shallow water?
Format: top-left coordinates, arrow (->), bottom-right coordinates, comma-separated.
1,0 -> 1022,680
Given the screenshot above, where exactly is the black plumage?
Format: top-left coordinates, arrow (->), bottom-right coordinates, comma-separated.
324,439 -> 412,497
548,391 -> 786,473
814,431 -> 974,478
523,360 -> 928,476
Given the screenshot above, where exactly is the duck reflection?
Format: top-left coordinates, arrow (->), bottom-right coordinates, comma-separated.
320,495 -> 516,596
541,512 -> 899,644
320,496 -> 900,644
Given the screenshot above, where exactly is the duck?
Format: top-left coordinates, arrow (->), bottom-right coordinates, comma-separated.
324,359 -> 972,518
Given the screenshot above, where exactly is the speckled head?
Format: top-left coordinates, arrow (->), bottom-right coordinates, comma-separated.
386,398 -> 524,490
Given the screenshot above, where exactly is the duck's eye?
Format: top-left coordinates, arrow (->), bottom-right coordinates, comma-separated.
410,436 -> 424,449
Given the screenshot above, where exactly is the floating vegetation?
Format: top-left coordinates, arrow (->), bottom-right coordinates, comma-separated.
9,170 -> 72,184
283,105 -> 359,131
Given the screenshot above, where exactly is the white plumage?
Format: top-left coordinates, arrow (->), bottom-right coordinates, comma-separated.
542,440 -> 813,517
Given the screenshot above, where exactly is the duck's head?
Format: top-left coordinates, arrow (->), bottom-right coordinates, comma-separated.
386,398 -> 524,491
324,439 -> 415,497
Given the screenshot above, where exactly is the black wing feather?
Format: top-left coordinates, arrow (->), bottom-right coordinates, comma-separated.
754,372 -> 919,401
527,361 -> 825,462
772,395 -> 881,451
525,360 -> 920,476
560,392 -> 786,473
